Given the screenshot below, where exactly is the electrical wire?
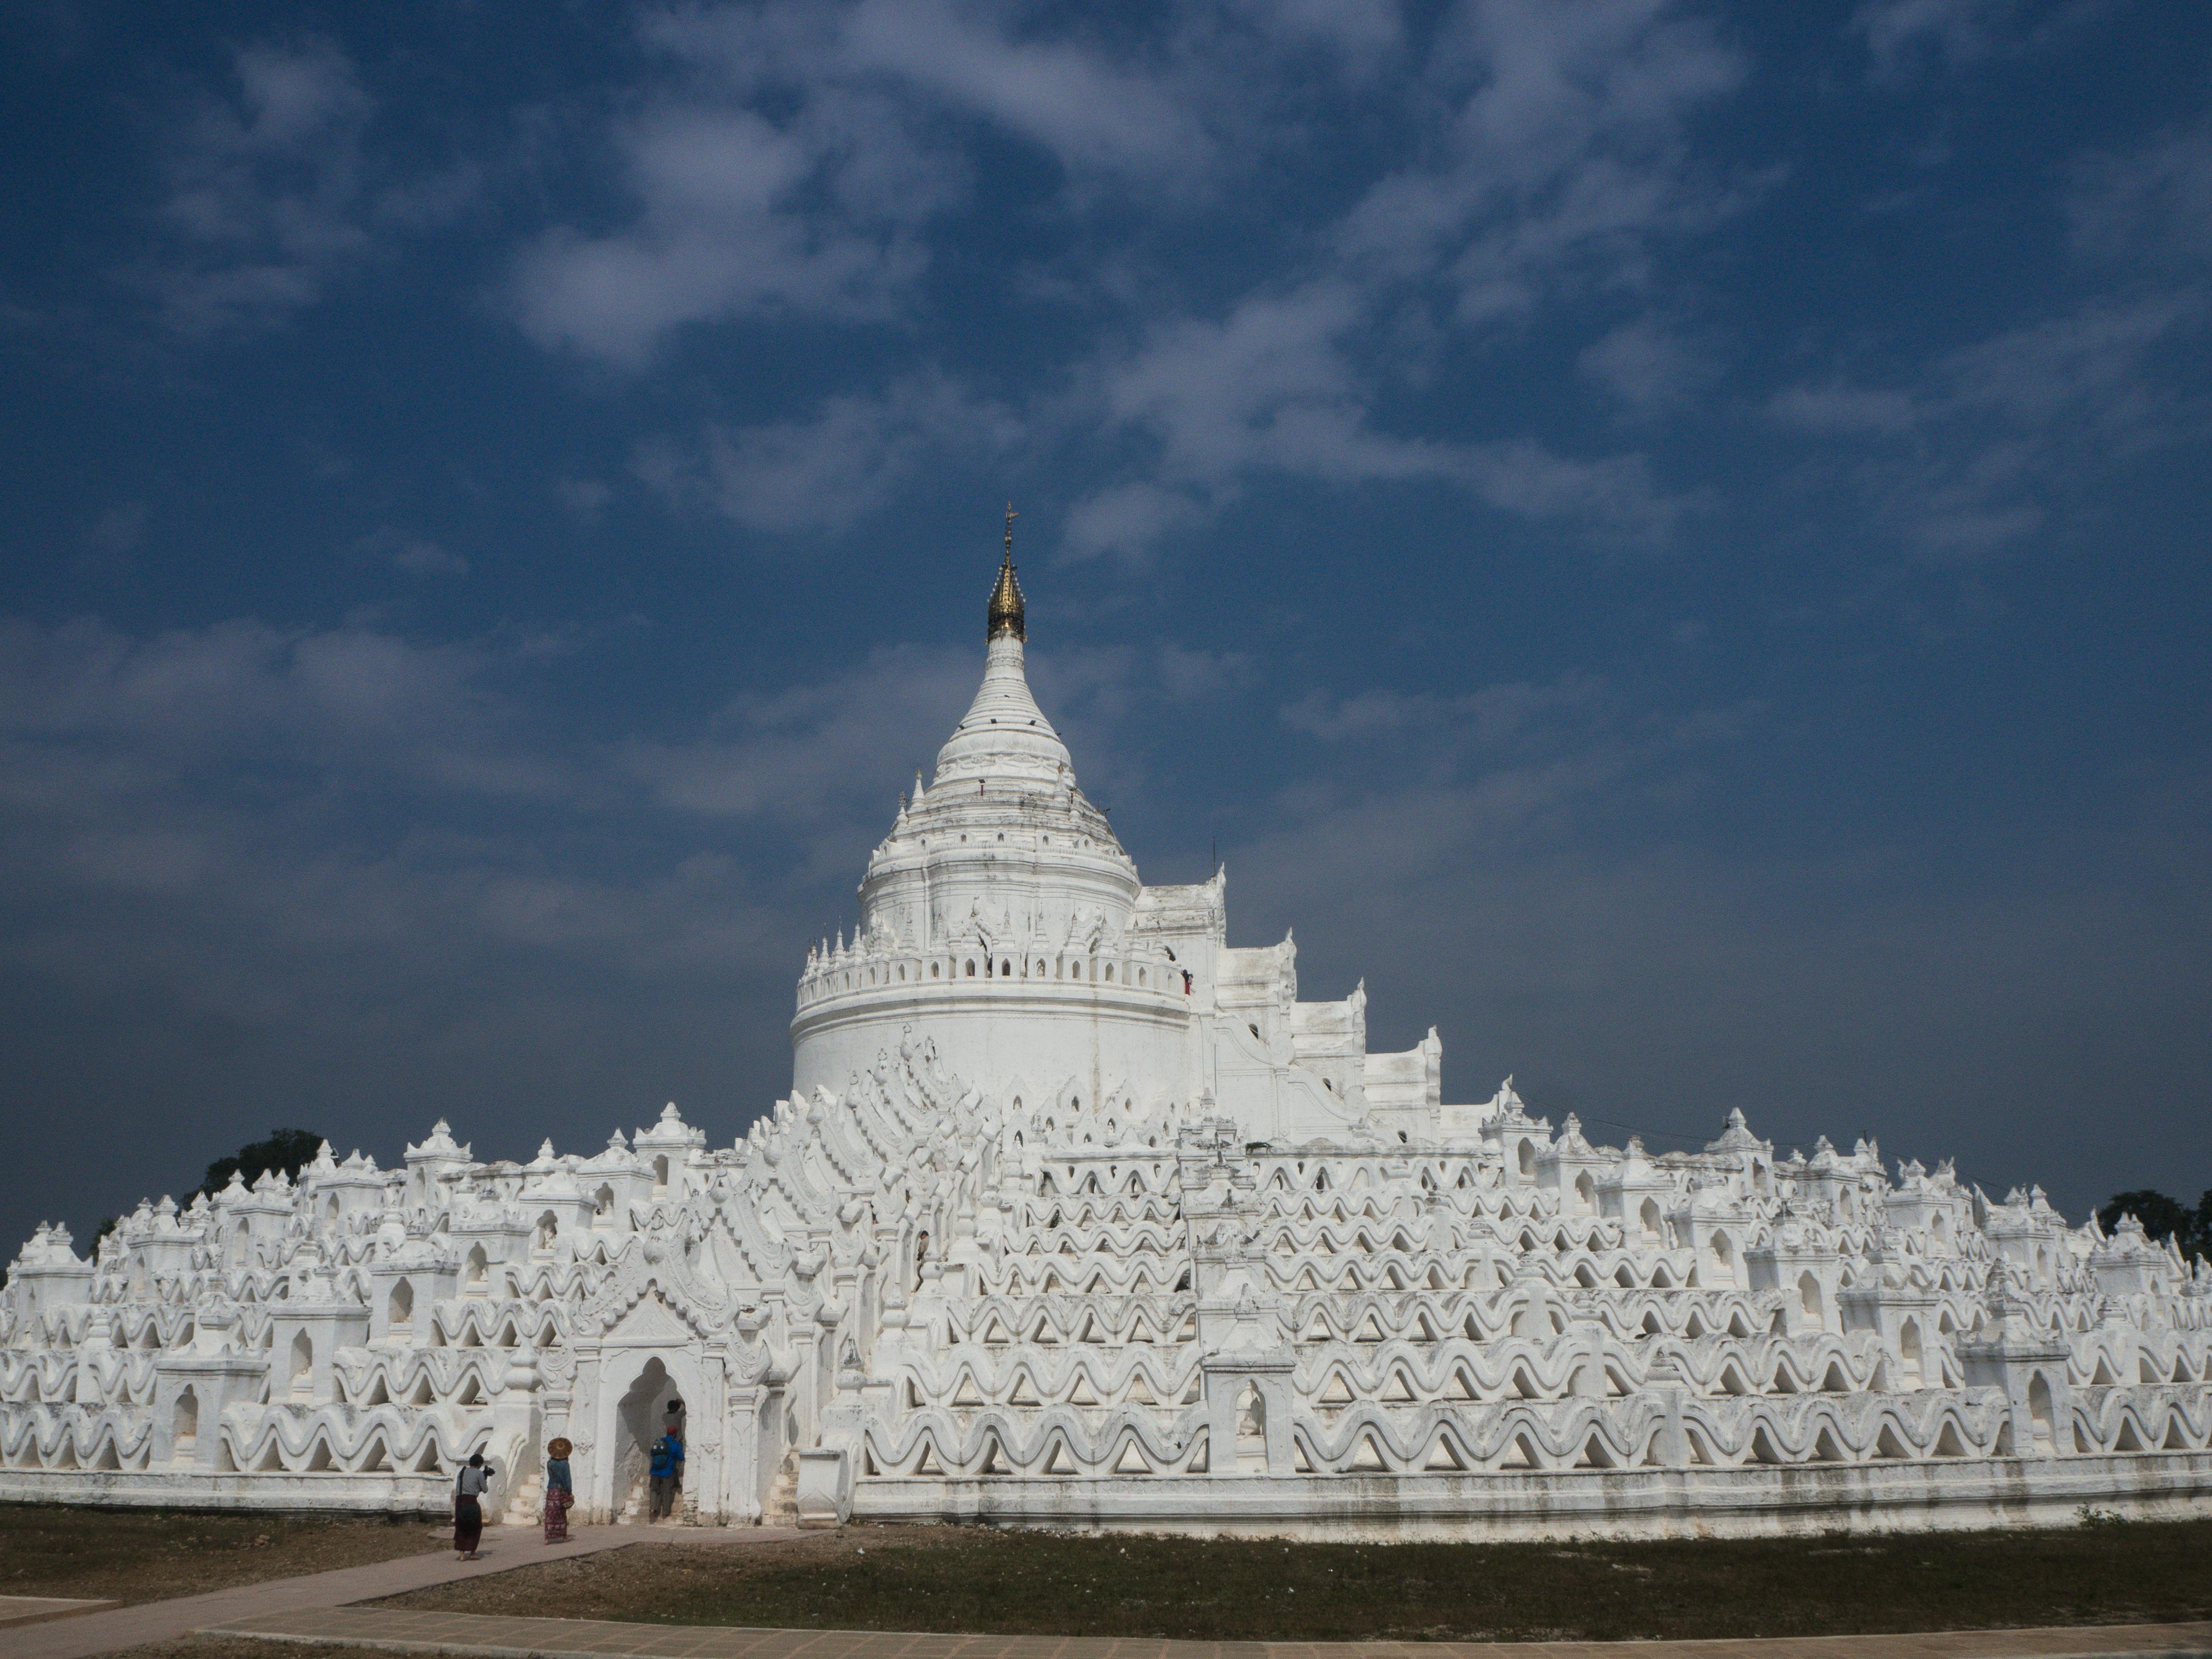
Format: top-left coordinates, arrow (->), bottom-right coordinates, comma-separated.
1570,1112 -> 1721,1150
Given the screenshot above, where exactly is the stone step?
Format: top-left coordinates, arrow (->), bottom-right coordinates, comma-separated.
759,1450 -> 800,1527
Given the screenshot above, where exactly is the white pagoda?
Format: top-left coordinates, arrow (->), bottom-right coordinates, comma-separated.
4,531 -> 2209,1536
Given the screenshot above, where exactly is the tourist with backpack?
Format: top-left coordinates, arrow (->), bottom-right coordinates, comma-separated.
648,1424 -> 684,1521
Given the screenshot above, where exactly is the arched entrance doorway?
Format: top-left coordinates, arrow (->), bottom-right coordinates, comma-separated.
611,1358 -> 687,1523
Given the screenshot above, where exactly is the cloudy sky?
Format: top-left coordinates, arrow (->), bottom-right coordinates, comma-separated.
3,0 -> 2208,1254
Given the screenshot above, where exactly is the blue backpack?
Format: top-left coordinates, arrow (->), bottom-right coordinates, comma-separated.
650,1435 -> 679,1477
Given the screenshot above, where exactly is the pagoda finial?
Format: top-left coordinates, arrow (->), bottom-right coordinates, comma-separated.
987,503 -> 1025,642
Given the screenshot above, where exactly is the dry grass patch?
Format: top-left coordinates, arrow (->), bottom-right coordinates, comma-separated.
384,1517 -> 2212,1643
0,1503 -> 446,1605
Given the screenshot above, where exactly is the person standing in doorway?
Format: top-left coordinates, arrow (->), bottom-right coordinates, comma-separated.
453,1450 -> 496,1559
662,1399 -> 685,1508
648,1421 -> 685,1521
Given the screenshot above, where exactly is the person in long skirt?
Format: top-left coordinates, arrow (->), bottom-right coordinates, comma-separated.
453,1451 -> 495,1559
542,1438 -> 575,1543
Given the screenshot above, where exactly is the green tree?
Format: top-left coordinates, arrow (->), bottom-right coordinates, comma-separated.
192,1127 -> 326,1204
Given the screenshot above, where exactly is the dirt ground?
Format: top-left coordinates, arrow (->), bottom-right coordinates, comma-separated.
0,1503 -> 447,1606
385,1518 -> 2212,1644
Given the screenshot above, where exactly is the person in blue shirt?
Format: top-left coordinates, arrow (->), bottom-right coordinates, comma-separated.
648,1425 -> 685,1521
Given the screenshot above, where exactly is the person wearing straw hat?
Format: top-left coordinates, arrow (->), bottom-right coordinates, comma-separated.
542,1437 -> 575,1543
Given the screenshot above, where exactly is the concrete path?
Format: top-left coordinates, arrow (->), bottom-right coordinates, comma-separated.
9,1523 -> 804,1659
0,1595 -> 118,1629
191,1607 -> 2212,1659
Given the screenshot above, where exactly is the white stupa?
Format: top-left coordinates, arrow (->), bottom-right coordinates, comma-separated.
4,528 -> 2208,1536
793,513 -> 1438,1144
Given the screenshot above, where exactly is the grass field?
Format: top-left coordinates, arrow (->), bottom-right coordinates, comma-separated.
386,1517 -> 2212,1643
0,1503 -> 446,1606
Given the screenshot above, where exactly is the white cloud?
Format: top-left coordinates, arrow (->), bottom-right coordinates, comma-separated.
1767,290 -> 2200,555
1218,749 -> 2210,1216
637,375 -> 1020,534
1851,0 -> 2106,84
2067,120 -> 2212,274
841,0 -> 1211,180
617,631 -> 1238,839
519,0 -> 1247,365
553,478 -> 614,519
1462,441 -> 1682,534
1052,2 -> 1740,546
1940,294 -> 2190,430
518,0 -> 1410,368
85,503 -> 148,558
498,1 -> 1741,553
394,542 -> 469,577
1155,642 -> 1260,700
1851,0 -> 2013,80
620,643 -> 977,830
1578,315 -> 1720,410
1768,382 -> 1923,437
517,0 -> 1746,377
1338,0 -> 1747,311
0,615 -> 951,1035
1102,281 -> 1367,481
1228,0 -> 1405,59
1058,481 -> 1210,565
0,616 -> 557,798
1282,673 -> 1610,747
147,38 -> 474,335
511,96 -> 949,366
1095,278 -> 1685,538
152,39 -> 373,332
1766,108 -> 2212,561
358,527 -> 471,577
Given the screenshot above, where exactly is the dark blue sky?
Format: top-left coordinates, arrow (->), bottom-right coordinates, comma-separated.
3,0 -> 2207,1254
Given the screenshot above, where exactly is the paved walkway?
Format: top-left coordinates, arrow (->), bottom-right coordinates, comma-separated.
0,1595 -> 118,1629
9,1523 -> 803,1659
192,1606 -> 2212,1659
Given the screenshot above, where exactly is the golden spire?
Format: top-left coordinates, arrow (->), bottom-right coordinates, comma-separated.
987,501 -> 1025,641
